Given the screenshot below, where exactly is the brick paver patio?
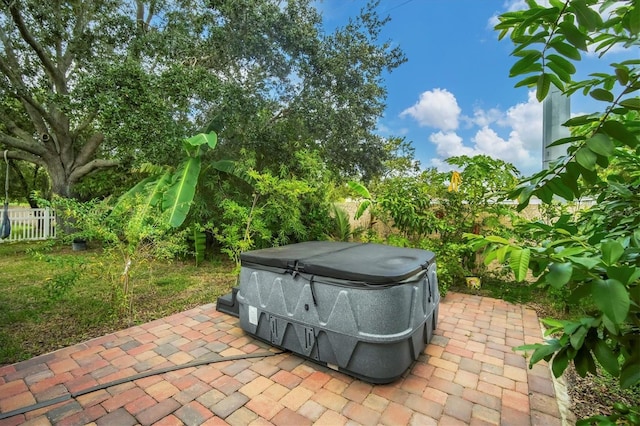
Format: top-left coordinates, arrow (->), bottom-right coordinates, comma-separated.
0,293 -> 566,425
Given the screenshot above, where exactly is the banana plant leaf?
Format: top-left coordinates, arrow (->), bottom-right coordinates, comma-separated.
193,226 -> 206,266
187,132 -> 217,149
162,156 -> 201,228
183,132 -> 217,156
111,172 -> 171,219
210,160 -> 255,186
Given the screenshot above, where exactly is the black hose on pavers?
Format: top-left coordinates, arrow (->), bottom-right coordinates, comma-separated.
0,350 -> 284,420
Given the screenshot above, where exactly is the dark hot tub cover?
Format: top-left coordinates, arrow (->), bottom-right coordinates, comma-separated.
240,241 -> 435,285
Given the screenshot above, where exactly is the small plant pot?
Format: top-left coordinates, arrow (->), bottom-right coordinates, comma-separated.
72,239 -> 87,251
466,276 -> 481,290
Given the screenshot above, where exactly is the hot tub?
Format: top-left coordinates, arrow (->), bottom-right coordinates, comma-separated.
219,241 -> 440,383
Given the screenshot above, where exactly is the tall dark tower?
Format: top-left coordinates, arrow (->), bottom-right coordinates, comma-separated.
542,87 -> 571,170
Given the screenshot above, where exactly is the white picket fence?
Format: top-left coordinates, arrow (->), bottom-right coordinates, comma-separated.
0,207 -> 56,242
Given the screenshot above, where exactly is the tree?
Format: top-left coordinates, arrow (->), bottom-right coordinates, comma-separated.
0,0 -> 174,198
470,0 -> 640,396
0,0 -> 405,200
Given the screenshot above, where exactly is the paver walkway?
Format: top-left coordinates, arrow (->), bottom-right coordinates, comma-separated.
0,293 -> 566,425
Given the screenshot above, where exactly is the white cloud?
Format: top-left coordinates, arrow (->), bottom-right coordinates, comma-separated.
499,90 -> 543,153
429,131 -> 475,158
422,90 -> 543,176
472,126 -> 538,172
466,106 -> 503,127
400,88 -> 461,131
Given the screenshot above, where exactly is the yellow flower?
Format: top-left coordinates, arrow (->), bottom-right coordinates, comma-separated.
448,171 -> 461,192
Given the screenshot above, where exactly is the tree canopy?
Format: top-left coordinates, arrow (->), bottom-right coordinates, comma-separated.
0,0 -> 405,199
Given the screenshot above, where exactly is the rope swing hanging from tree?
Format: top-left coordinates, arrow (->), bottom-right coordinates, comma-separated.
1,150 -> 11,239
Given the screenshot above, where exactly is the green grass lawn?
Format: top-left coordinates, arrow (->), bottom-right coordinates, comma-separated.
0,240 -> 237,366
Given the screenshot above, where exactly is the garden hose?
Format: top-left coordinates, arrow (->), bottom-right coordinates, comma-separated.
0,349 -> 285,420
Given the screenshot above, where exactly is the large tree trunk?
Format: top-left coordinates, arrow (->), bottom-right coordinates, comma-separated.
49,162 -> 73,199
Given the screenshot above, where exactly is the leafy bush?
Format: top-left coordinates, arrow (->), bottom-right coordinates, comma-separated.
474,0 -> 640,392
349,155 -> 520,294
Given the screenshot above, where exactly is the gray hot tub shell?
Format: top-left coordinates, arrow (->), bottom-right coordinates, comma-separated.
235,241 -> 440,383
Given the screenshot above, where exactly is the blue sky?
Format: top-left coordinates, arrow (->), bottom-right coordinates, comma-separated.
318,0 -> 635,177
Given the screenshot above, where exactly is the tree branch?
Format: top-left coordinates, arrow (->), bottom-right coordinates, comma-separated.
7,2 -> 67,94
0,58 -> 56,132
2,149 -> 45,167
69,158 -> 119,183
0,113 -> 35,142
61,1 -> 92,72
0,133 -> 47,157
73,132 -> 104,168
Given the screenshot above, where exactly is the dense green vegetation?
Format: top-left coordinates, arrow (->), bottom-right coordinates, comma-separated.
473,0 -> 639,423
489,0 -> 639,390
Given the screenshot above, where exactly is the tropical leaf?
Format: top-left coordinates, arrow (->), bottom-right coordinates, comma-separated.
186,132 -> 217,149
546,60 -> 572,83
528,340 -> 561,365
509,248 -> 531,282
536,73 -> 551,101
162,156 -> 202,228
614,67 -> 629,85
327,204 -> 352,242
570,0 -> 600,31
602,120 -> 638,148
510,53 -> 542,77
590,88 -> 614,102
112,172 -> 171,219
601,240 -> 624,265
606,265 -> 640,286
549,39 -> 581,60
112,175 -> 157,214
485,235 -> 511,244
592,279 -> 630,324
210,160 -> 255,185
547,54 -> 577,75
586,133 -> 614,157
348,181 -> 372,199
619,98 -> 640,111
574,346 -> 597,377
592,340 -> 620,377
563,114 -> 599,126
545,262 -> 573,288
621,359 -> 640,389
558,21 -> 589,51
514,75 -> 540,88
551,348 -> 569,378
193,226 -> 206,267
546,178 -> 575,201
627,2 -> 640,35
569,325 -> 587,350
355,200 -> 372,220
575,147 -> 597,170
